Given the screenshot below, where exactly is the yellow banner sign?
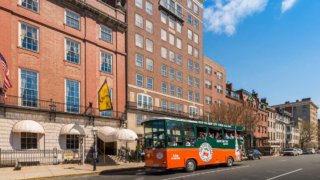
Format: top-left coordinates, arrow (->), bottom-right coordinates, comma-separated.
98,81 -> 113,111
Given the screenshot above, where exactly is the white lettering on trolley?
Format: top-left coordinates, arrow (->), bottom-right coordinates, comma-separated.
171,154 -> 181,160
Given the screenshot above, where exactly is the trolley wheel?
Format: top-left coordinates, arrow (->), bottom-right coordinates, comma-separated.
185,159 -> 196,172
226,157 -> 234,167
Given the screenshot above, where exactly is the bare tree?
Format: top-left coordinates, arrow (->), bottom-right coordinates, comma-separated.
209,103 -> 228,124
299,122 -> 317,149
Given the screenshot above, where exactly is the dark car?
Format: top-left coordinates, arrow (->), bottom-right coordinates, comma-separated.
247,149 -> 262,160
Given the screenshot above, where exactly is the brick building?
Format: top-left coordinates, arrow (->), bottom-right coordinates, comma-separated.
125,0 -> 205,137
0,0 -> 127,164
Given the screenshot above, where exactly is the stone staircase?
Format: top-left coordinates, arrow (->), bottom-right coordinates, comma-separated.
97,155 -> 126,165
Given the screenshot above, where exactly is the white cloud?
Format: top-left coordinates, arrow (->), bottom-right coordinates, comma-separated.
203,0 -> 268,36
281,0 -> 298,14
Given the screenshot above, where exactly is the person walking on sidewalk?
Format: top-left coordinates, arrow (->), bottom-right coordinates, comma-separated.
136,141 -> 143,162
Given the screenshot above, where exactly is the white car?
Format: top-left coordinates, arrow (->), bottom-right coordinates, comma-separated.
297,148 -> 303,155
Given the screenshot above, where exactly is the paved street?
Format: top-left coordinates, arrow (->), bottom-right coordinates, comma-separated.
51,154 -> 320,180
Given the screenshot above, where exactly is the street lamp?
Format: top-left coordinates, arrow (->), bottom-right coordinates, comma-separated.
92,126 -> 98,171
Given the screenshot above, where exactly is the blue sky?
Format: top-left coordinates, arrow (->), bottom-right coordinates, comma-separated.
203,0 -> 320,112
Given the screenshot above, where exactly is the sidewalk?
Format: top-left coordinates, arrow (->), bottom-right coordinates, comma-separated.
0,162 -> 145,180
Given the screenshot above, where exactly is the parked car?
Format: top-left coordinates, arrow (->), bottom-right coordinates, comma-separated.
283,148 -> 298,156
297,148 -> 303,155
303,148 -> 316,154
247,149 -> 262,160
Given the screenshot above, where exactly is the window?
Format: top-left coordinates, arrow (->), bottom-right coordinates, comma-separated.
170,85 -> 175,96
135,54 -> 143,68
205,66 -> 212,76
161,82 -> 167,94
136,114 -> 143,125
195,78 -> 200,88
188,91 -> 193,101
205,80 -> 212,89
194,33 -> 199,44
146,58 -> 153,71
194,19 -> 199,29
188,60 -> 193,70
187,0 -> 192,9
135,0 -> 143,9
101,89 -> 113,117
177,104 -> 182,112
20,69 -> 38,107
188,76 -> 193,86
65,39 -> 80,64
20,23 -> 39,52
206,96 -> 212,105
169,51 -> 175,62
176,54 -> 182,65
217,71 -> 223,80
146,77 -> 153,90
169,34 -> 175,46
100,51 -> 112,73
21,0 -> 39,12
100,25 -> 112,43
195,93 -> 200,103
65,9 -> 80,30
161,11 -> 167,24
162,100 -> 167,111
146,39 -> 153,52
66,135 -> 79,149
169,68 -> 175,79
177,87 -> 183,98
176,38 -> 182,49
176,71 -> 182,81
21,132 -> 37,149
217,85 -> 223,94
194,48 -> 199,58
146,20 -> 153,33
189,106 -> 199,117
65,79 -> 80,113
136,74 -> 143,87
176,23 -> 182,33
161,29 -> 167,41
137,94 -> 153,110
146,1 -> 153,15
187,14 -> 193,24
169,17 -> 175,29
194,4 -> 199,14
170,102 -> 175,112
188,45 -> 192,55
161,65 -> 167,76
135,34 -> 143,48
135,14 -> 143,28
194,63 -> 200,73
161,47 -> 167,59
187,29 -> 193,40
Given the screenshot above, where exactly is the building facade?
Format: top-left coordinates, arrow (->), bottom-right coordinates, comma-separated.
274,98 -> 319,148
0,0 -> 127,164
126,0 -> 205,136
267,106 -> 279,155
286,118 -> 302,148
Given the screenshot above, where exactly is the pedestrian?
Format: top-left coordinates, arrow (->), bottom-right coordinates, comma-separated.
136,141 -> 143,162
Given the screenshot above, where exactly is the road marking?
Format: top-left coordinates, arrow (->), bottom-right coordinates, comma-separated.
266,168 -> 303,180
162,165 -> 250,180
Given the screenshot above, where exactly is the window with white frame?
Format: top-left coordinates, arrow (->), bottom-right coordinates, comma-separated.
146,77 -> 153,90
170,84 -> 175,96
65,9 -> 80,30
161,11 -> 167,24
66,135 -> 79,149
101,89 -> 113,117
194,48 -> 199,58
137,94 -> 153,110
136,74 -> 143,87
188,76 -> 193,86
205,65 -> 212,75
135,14 -> 143,28
195,78 -> 200,88
146,39 -> 153,52
161,65 -> 167,76
177,87 -> 183,98
176,71 -> 182,81
169,68 -> 175,79
205,80 -> 212,89
161,29 -> 167,41
176,22 -> 182,33
188,60 -> 193,70
65,79 -> 80,113
176,38 -> 182,49
189,106 -> 199,117
216,85 -> 223,93
146,20 -> 153,33
169,51 -> 175,62
65,39 -> 80,64
206,96 -> 212,105
136,114 -> 143,125
194,63 -> 199,73
170,102 -> 175,112
135,34 -> 143,48
187,29 -> 193,40
100,51 -> 112,73
187,0 -> 192,9
194,4 -> 199,14
135,0 -> 143,9
194,19 -> 199,28
217,71 -> 223,79
188,45 -> 192,55
176,54 -> 182,65
20,69 -> 38,107
188,91 -> 193,101
194,33 -> 199,44
20,23 -> 39,52
162,100 -> 167,111
187,14 -> 193,24
146,1 -> 153,15
21,0 -> 39,12
169,17 -> 175,29
177,103 -> 182,112
146,58 -> 153,71
21,132 -> 37,149
135,54 -> 143,68
169,34 -> 175,46
161,47 -> 167,59
161,82 -> 167,94
195,92 -> 200,103
100,25 -> 112,43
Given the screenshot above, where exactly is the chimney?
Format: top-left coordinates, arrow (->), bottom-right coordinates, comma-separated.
226,83 -> 233,91
261,98 -> 267,104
